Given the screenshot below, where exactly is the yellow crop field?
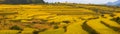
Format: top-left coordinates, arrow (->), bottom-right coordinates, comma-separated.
0,4 -> 120,34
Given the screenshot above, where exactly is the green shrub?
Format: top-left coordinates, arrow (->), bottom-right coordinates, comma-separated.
111,17 -> 120,24
10,25 -> 22,30
62,21 -> 70,24
53,25 -> 59,29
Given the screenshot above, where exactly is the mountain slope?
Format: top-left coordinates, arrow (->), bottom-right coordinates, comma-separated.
107,0 -> 120,6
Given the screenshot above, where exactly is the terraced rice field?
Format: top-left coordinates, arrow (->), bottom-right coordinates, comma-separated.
0,4 -> 120,34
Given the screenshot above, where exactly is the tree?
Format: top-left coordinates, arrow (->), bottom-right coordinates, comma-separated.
3,0 -> 45,4
35,0 -> 45,4
10,25 -> 22,30
111,17 -> 120,24
4,0 -> 29,4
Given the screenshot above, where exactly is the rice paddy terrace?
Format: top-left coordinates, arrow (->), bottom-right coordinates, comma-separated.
0,4 -> 120,34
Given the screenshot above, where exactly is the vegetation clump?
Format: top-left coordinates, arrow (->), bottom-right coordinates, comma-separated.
10,25 -> 22,30
1,0 -> 45,4
111,17 -> 120,24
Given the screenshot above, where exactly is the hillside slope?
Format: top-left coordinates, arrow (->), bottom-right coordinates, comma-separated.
107,0 -> 120,6
0,4 -> 120,34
